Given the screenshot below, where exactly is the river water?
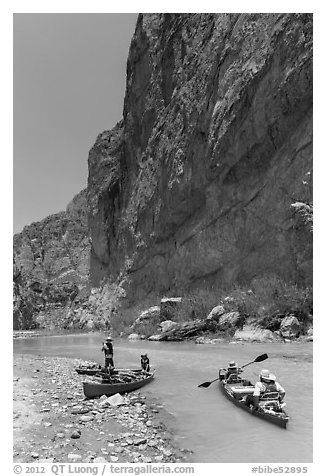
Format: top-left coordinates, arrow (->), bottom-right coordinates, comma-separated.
13,334 -> 312,463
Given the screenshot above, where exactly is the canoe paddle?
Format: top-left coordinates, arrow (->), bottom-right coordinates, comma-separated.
198,353 -> 269,388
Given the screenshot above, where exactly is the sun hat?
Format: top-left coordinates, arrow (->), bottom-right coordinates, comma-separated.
260,369 -> 270,379
268,373 -> 276,382
228,360 -> 237,368
105,336 -> 112,341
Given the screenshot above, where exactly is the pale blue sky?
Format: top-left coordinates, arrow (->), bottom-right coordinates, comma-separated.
13,13 -> 138,233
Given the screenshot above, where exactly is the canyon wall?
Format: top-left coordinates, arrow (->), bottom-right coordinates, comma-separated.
87,13 -> 313,303
13,190 -> 90,328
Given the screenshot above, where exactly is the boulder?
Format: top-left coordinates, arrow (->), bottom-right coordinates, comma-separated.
195,336 -> 224,344
160,318 -> 215,341
79,415 -> 94,422
134,306 -> 160,326
68,454 -> 82,462
280,315 -> 301,339
217,311 -> 242,331
107,393 -> 127,406
93,457 -> 108,463
206,305 -> 225,321
71,430 -> 81,439
160,320 -> 178,333
233,325 -> 281,342
147,334 -> 163,341
128,333 -> 141,340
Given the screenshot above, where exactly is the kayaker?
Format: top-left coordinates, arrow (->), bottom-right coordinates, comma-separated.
101,336 -> 114,369
245,369 -> 285,410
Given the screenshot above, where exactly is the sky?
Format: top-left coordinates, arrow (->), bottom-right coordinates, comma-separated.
13,13 -> 138,233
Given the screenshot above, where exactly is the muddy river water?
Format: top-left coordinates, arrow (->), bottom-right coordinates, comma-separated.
14,334 -> 312,463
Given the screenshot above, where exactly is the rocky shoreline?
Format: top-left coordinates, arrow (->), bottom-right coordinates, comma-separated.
13,354 -> 191,463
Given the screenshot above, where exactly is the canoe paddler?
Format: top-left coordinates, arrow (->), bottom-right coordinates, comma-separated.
245,369 -> 285,410
226,360 -> 243,381
101,336 -> 114,371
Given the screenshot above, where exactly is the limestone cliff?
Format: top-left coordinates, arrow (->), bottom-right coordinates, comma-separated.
13,190 -> 90,328
88,13 -> 313,303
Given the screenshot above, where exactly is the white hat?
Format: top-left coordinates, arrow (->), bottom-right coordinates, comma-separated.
260,369 -> 270,379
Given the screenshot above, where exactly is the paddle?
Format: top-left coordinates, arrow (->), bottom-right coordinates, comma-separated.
241,353 -> 268,369
198,353 -> 269,388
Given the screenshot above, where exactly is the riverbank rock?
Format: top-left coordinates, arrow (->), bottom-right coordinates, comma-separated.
80,415 -> 94,422
68,453 -> 82,462
93,456 -> 108,463
128,333 -> 141,340
160,320 -> 178,333
160,318 -> 216,341
132,306 -> 161,329
195,337 -> 224,344
217,311 -> 242,331
106,393 -> 127,406
148,334 -> 164,341
298,333 -> 313,342
206,306 -> 225,321
233,326 -> 281,342
280,315 -> 301,339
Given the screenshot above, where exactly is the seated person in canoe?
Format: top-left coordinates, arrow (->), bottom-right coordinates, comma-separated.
141,354 -> 150,372
245,369 -> 285,411
225,360 -> 243,382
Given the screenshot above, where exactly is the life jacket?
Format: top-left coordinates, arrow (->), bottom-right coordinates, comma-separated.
226,370 -> 242,384
103,342 -> 113,357
227,367 -> 238,375
260,381 -> 279,400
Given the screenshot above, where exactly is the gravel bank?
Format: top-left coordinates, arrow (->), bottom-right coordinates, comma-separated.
13,354 -> 191,463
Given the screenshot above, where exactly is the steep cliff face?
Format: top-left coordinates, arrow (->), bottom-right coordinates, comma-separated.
13,189 -> 90,328
88,13 -> 312,303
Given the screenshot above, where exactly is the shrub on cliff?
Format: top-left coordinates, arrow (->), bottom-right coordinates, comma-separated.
168,290 -> 223,323
219,275 -> 312,331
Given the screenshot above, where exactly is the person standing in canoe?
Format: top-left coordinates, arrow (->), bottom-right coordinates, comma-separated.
102,336 -> 114,372
245,369 -> 285,410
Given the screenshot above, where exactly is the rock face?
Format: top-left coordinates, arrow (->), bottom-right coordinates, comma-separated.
13,190 -> 90,329
88,14 -> 312,303
233,325 -> 281,342
280,314 -> 301,339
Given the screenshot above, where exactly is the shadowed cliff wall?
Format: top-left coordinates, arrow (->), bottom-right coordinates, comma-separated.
87,14 -> 312,303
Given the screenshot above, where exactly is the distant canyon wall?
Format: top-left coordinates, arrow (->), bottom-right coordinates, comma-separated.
13,190 -> 90,328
